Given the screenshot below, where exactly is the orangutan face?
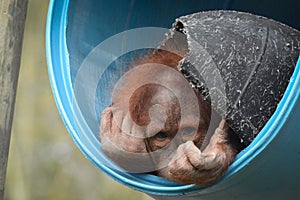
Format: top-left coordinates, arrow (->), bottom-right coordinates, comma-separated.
99,50 -> 239,187
99,50 -> 211,174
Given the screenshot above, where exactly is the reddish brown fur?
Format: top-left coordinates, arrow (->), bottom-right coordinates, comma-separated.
100,48 -> 240,186
136,49 -> 211,132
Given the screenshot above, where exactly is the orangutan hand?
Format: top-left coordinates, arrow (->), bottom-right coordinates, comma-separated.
163,120 -> 238,187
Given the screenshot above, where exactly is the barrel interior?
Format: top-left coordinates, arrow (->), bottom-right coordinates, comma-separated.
47,0 -> 300,195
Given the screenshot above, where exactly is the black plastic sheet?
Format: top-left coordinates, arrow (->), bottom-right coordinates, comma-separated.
166,11 -> 300,145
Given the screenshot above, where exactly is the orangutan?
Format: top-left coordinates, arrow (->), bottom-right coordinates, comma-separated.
100,49 -> 243,187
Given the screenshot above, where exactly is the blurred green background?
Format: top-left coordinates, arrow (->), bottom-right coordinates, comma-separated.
4,0 -> 152,199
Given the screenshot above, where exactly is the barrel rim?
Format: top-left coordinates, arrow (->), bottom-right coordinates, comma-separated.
46,0 -> 300,196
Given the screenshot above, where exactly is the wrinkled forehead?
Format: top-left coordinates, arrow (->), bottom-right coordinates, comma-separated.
115,64 -> 198,99
112,63 -> 202,125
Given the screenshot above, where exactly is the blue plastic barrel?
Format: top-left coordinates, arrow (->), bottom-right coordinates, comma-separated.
46,0 -> 300,199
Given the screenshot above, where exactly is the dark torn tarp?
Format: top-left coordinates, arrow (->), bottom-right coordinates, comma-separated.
161,11 -> 300,146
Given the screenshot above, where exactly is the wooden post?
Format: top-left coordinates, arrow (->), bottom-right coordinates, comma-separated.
0,0 -> 28,199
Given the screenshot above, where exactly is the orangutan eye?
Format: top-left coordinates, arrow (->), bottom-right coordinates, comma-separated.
180,127 -> 197,136
155,131 -> 168,140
